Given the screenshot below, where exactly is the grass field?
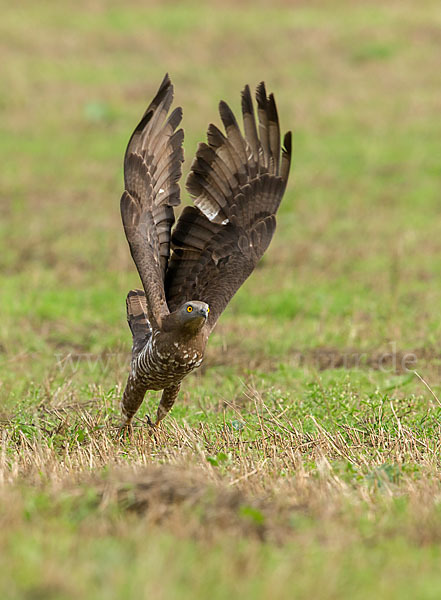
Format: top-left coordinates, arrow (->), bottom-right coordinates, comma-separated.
2,0 -> 441,597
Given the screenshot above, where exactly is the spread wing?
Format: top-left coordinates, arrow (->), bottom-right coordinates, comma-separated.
165,82 -> 291,331
121,74 -> 184,329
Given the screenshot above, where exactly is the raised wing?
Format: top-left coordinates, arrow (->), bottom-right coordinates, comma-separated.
121,74 -> 184,329
165,82 -> 291,331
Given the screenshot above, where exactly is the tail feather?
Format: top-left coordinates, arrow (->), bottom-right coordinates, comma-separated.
126,289 -> 151,356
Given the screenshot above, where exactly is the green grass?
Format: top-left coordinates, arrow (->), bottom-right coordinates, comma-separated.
2,0 -> 441,598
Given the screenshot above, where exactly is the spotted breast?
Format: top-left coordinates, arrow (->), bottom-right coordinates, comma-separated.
135,329 -> 205,391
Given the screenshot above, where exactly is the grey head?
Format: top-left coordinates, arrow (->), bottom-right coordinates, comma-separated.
163,300 -> 210,335
177,301 -> 209,331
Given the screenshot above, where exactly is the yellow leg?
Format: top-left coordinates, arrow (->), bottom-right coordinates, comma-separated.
117,416 -> 134,440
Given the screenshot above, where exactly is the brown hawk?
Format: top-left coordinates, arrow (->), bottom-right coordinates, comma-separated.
120,74 -> 291,428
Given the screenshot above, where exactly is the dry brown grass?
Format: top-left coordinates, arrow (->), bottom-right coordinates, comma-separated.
2,393 -> 441,549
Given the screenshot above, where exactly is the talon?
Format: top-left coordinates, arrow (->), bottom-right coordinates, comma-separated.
117,419 -> 133,440
146,415 -> 157,428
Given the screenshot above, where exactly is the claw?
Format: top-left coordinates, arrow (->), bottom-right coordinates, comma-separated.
146,415 -> 157,429
117,418 -> 133,441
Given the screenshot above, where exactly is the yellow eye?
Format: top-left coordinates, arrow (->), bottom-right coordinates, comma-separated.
187,306 -> 193,313
207,307 -> 210,313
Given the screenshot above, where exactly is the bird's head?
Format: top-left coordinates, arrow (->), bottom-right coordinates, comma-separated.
164,301 -> 210,335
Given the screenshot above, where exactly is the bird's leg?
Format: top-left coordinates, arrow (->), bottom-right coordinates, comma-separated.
118,416 -> 134,440
120,373 -> 148,434
154,384 -> 181,426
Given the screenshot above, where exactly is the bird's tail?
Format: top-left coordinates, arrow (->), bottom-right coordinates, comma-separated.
126,289 -> 151,356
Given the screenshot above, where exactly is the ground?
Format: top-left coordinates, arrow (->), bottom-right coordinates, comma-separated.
2,1 -> 441,598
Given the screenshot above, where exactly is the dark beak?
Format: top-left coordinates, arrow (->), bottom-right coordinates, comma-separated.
199,306 -> 209,318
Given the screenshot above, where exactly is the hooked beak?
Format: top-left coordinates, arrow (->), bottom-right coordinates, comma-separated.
198,306 -> 209,319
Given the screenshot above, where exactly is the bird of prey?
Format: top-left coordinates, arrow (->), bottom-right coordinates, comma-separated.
120,74 -> 291,429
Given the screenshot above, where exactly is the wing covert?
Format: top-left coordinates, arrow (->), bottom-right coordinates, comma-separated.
165,82 -> 292,331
